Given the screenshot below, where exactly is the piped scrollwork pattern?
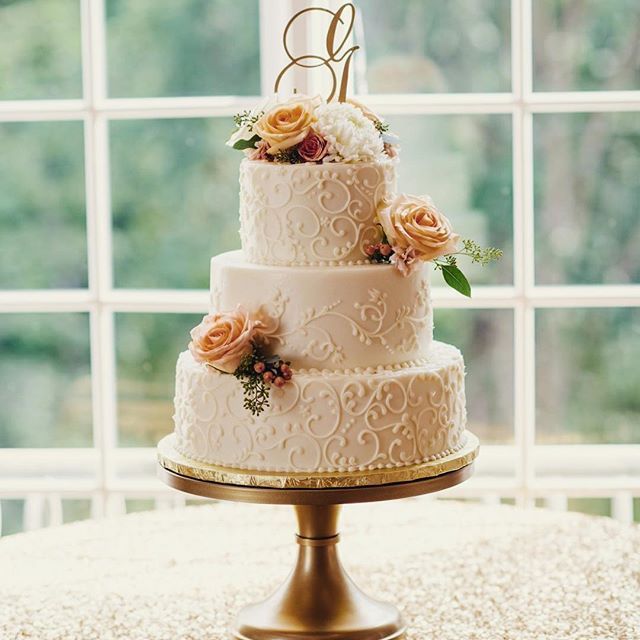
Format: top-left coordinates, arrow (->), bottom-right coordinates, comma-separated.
173,341 -> 467,473
239,160 -> 397,266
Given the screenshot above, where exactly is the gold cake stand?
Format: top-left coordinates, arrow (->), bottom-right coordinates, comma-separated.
157,432 -> 479,640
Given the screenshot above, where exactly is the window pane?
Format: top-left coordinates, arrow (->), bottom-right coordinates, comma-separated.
0,0 -> 82,99
567,498 -> 611,518
534,112 -> 639,285
106,0 -> 260,97
111,118 -> 241,289
434,309 -> 514,444
0,313 -> 92,447
0,122 -> 87,289
387,114 -> 513,285
536,308 -> 640,444
116,313 -> 201,446
125,499 -> 155,513
355,0 -> 511,93
0,500 -> 24,536
533,0 -> 640,92
62,499 -> 91,524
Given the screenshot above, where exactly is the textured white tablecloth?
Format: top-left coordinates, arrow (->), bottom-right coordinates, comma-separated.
0,499 -> 638,639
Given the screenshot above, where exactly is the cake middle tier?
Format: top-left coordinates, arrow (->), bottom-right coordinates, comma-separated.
211,251 -> 434,370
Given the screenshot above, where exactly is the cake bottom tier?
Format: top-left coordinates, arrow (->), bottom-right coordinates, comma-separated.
173,342 -> 467,474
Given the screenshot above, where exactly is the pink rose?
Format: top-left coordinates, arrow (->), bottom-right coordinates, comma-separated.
188,306 -> 261,373
378,194 -> 460,262
297,131 -> 328,162
246,139 -> 270,161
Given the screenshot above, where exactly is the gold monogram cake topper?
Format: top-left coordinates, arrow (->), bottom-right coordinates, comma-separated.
274,2 -> 359,102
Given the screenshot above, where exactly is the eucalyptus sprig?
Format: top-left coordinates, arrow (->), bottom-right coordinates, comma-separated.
433,240 -> 503,298
233,110 -> 262,130
458,239 -> 504,266
273,147 -> 302,164
233,343 -> 292,416
374,119 -> 390,134
234,346 -> 270,417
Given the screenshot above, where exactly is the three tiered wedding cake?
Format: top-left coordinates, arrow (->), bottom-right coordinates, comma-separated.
169,94 -> 500,478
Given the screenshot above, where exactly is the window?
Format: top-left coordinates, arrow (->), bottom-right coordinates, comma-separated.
1,0 -> 639,534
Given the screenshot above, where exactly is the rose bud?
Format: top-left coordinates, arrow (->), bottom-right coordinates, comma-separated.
263,371 -> 275,383
281,369 -> 292,381
280,363 -> 291,374
379,243 -> 392,256
253,361 -> 266,374
273,376 -> 286,388
365,245 -> 376,257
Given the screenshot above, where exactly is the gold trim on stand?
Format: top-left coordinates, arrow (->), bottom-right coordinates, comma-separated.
157,432 -> 479,490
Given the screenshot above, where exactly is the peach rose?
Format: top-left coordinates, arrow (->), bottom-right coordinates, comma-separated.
188,306 -> 261,373
254,95 -> 320,154
378,194 -> 460,262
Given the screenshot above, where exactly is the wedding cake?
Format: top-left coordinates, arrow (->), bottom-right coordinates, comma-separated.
170,94 -> 499,478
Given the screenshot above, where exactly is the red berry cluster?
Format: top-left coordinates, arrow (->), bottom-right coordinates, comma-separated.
253,359 -> 293,388
365,242 -> 393,263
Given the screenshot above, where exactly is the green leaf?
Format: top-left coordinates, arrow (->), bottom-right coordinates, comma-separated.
233,134 -> 260,151
441,264 -> 471,298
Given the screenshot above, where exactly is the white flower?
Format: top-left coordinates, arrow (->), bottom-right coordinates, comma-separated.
313,102 -> 384,163
226,96 -> 276,149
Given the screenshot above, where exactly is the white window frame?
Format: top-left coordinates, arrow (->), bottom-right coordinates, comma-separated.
0,0 -> 639,533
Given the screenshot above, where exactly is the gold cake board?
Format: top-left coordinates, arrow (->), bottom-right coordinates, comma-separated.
157,431 -> 479,492
157,432 -> 478,639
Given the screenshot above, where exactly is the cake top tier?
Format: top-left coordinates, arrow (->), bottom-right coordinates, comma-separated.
239,158 -> 396,267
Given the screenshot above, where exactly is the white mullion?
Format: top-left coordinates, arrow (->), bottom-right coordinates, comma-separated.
513,0 -> 535,506
259,0 -> 300,97
103,95 -> 264,120
364,93 -> 515,115
528,91 -> 640,112
0,100 -> 86,122
0,94 -> 638,124
81,0 -> 104,514
2,285 -> 639,314
0,290 -> 93,312
521,0 -> 537,506
531,286 -> 640,307
511,0 -> 527,505
612,492 -> 634,524
83,0 -> 115,516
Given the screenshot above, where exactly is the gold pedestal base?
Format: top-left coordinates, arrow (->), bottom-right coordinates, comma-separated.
233,505 -> 404,640
157,432 -> 479,639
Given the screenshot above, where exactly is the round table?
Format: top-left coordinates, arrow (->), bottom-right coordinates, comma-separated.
0,500 -> 638,639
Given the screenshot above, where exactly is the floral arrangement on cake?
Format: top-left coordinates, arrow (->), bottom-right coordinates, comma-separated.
367,194 -> 503,297
188,306 -> 292,416
226,94 -> 399,164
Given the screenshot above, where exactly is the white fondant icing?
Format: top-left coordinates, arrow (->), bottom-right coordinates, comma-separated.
239,159 -> 396,266
173,341 -> 467,473
210,251 -> 433,370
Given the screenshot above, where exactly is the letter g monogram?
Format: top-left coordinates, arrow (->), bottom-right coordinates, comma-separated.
274,3 -> 360,102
